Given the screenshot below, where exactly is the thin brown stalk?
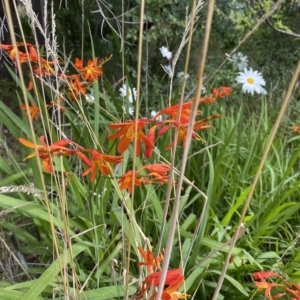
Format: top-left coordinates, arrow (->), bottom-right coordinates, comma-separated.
157,0 -> 204,255
125,1 -> 145,298
155,1 -> 215,299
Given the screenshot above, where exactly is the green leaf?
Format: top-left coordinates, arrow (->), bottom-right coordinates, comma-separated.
210,270 -> 249,296
221,186 -> 251,226
0,289 -> 46,300
54,285 -> 136,300
22,244 -> 86,299
0,101 -> 31,139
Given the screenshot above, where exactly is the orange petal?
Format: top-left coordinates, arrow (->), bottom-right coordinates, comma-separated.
19,137 -> 42,149
118,134 -> 132,153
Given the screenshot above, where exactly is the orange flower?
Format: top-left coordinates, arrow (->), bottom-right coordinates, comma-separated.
27,80 -> 33,91
19,136 -> 80,172
203,96 -> 215,105
159,114 -> 220,150
68,75 -> 87,101
0,42 -> 39,63
158,122 -> 207,150
153,101 -> 199,123
255,281 -> 284,299
32,58 -> 55,76
20,103 -> 41,120
149,276 -> 187,300
140,163 -> 171,185
77,149 -> 123,182
79,58 -> 103,82
143,268 -> 183,291
74,58 -> 84,69
0,43 -> 27,63
108,119 -> 154,157
285,287 -> 300,299
137,246 -> 164,274
141,163 -> 170,175
144,125 -> 157,158
118,170 -> 142,193
253,271 -> 282,281
75,55 -> 111,82
19,135 -> 79,159
251,271 -> 300,300
212,86 -> 232,99
138,246 -> 156,274
292,126 -> 300,133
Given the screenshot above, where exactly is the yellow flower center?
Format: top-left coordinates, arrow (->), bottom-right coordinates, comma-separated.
126,126 -> 135,140
247,77 -> 255,84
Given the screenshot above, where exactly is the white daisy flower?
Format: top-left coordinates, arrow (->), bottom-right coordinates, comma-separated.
128,106 -> 134,116
159,46 -> 172,60
236,68 -> 267,95
162,65 -> 173,78
232,52 -> 248,70
151,110 -> 162,121
85,93 -> 95,103
119,83 -> 137,103
177,71 -> 190,79
122,105 -> 134,116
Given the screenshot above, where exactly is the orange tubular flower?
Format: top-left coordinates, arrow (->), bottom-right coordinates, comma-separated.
74,58 -> 84,69
143,268 -> 183,291
0,43 -> 27,63
252,271 -> 300,299
255,281 -> 284,299
137,246 -> 155,274
68,75 -> 87,101
19,136 -> 79,159
253,272 -> 282,281
140,163 -> 171,185
0,42 -> 39,63
20,103 -> 41,121
203,96 -> 215,105
138,246 -> 164,274
159,114 -> 221,150
77,149 -> 123,182
108,120 -> 154,157
141,163 -> 170,175
32,58 -> 55,76
19,136 -> 81,172
292,125 -> 300,133
144,125 -> 157,158
158,123 -> 206,150
153,101 -> 199,123
286,287 -> 300,299
149,276 -> 187,300
118,170 -> 142,193
79,58 -> 103,82
212,86 -> 232,99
